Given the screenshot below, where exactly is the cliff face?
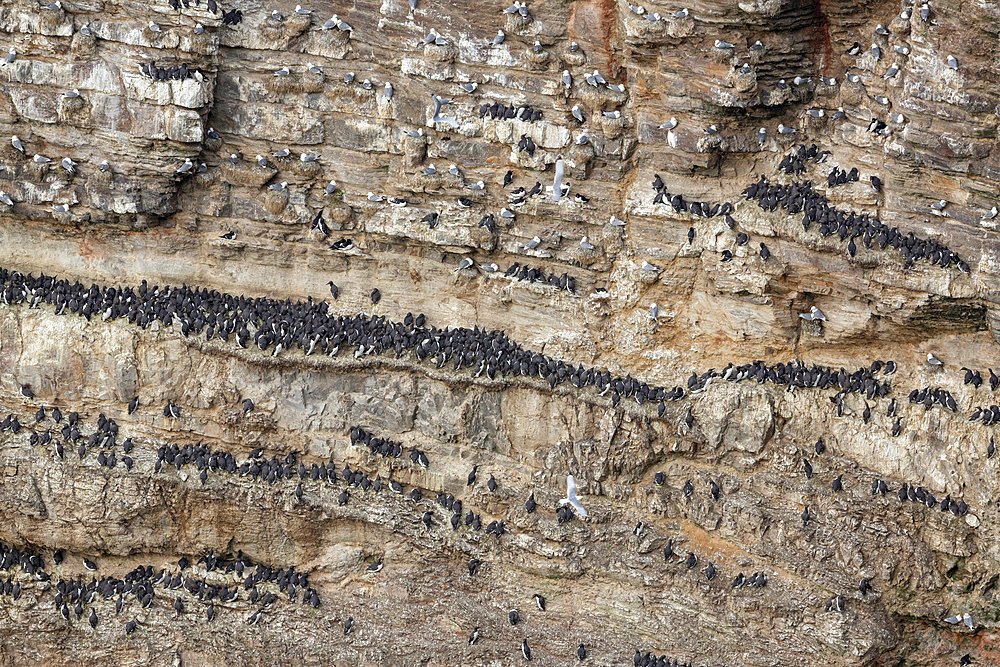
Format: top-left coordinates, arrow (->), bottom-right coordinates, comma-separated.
0,0 -> 999,665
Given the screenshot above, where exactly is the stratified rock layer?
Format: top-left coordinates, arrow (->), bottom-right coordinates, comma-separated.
1,0 -> 999,664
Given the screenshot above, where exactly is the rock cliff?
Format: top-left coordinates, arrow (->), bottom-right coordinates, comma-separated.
0,0 -> 999,665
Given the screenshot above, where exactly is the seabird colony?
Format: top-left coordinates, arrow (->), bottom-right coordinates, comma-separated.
0,0 -> 988,662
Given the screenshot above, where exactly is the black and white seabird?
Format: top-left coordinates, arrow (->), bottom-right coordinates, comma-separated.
525,492 -> 536,513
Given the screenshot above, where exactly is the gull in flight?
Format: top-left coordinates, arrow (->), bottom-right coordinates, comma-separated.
559,475 -> 588,517
432,95 -> 459,129
551,156 -> 565,203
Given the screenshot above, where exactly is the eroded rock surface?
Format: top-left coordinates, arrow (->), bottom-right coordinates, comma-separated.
0,0 -> 999,665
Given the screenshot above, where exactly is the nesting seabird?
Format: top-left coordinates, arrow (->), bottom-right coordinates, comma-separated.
799,306 -> 826,322
328,14 -> 353,31
525,492 -> 536,513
